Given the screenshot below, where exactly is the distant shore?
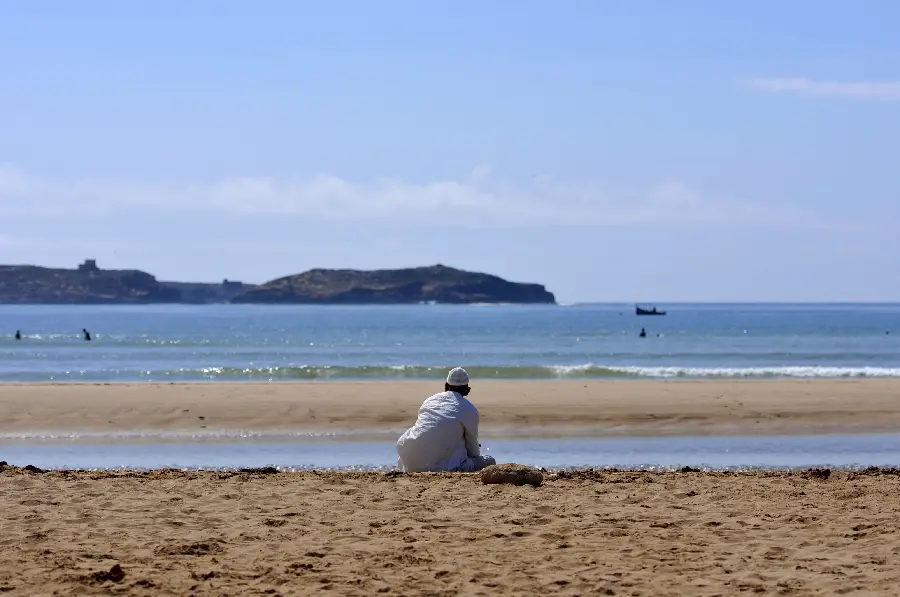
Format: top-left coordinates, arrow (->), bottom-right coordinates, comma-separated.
2,379 -> 899,438
0,262 -> 554,304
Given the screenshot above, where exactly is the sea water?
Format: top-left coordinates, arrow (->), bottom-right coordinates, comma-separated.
2,303 -> 898,469
4,434 -> 900,472
0,303 -> 898,382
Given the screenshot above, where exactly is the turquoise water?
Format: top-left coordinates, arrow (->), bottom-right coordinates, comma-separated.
4,434 -> 900,471
0,303 -> 898,381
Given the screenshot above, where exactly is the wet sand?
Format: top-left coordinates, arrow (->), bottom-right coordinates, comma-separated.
1,379 -> 900,438
1,464 -> 899,596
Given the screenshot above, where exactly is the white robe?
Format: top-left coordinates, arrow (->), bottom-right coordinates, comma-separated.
396,391 -> 483,472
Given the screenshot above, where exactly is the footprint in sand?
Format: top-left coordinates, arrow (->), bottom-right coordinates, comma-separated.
538,532 -> 565,542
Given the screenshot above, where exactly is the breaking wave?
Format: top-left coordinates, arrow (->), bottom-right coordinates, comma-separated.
23,363 -> 900,381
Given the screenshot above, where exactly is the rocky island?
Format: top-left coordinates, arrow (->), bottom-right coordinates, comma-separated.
230,264 -> 555,304
0,261 -> 555,305
0,260 -> 251,304
0,261 -> 180,304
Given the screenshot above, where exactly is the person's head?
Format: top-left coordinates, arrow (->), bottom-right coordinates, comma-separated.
444,367 -> 471,396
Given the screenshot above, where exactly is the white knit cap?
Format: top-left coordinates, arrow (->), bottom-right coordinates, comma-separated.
446,367 -> 470,386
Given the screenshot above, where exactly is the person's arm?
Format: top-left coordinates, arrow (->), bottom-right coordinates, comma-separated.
461,404 -> 481,458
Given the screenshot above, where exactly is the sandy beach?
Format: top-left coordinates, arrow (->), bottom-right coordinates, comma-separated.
1,464 -> 898,596
2,379 -> 900,438
3,381 -> 900,594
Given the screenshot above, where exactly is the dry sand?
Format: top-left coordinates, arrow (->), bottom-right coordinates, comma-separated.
2,379 -> 900,438
2,464 -> 899,596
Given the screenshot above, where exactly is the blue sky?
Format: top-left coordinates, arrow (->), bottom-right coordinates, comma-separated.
1,1 -> 899,302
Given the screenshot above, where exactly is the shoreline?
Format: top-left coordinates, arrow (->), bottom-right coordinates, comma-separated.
3,379 -> 900,439
2,369 -> 899,384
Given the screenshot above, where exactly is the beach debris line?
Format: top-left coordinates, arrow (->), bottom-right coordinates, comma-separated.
88,564 -> 125,584
480,463 -> 544,487
238,466 -> 279,475
0,462 -> 45,474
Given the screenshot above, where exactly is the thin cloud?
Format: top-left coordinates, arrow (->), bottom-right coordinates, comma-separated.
742,77 -> 900,100
0,162 -> 815,228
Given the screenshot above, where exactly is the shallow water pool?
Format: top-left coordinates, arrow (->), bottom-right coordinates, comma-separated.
3,433 -> 900,471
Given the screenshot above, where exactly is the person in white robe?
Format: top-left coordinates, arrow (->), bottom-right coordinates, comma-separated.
396,367 -> 496,473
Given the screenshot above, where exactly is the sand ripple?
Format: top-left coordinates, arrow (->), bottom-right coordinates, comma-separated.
3,464 -> 900,595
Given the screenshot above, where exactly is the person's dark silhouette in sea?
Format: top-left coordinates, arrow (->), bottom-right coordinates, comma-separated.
639,328 -> 647,338
14,330 -> 21,340
83,328 -> 92,341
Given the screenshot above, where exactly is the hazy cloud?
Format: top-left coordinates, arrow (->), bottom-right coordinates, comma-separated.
742,77 -> 900,100
0,162 -> 815,228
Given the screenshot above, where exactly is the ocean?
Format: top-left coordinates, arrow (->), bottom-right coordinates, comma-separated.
1,303 -> 898,382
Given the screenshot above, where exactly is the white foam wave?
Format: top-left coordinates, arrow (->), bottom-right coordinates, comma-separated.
547,364 -> 900,378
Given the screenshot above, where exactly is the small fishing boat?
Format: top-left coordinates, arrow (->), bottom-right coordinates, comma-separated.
635,305 -> 666,316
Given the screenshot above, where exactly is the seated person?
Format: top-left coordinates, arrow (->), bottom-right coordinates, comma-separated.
396,367 -> 497,473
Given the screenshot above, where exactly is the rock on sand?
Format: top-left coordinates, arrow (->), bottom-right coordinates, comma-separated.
480,463 -> 543,487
